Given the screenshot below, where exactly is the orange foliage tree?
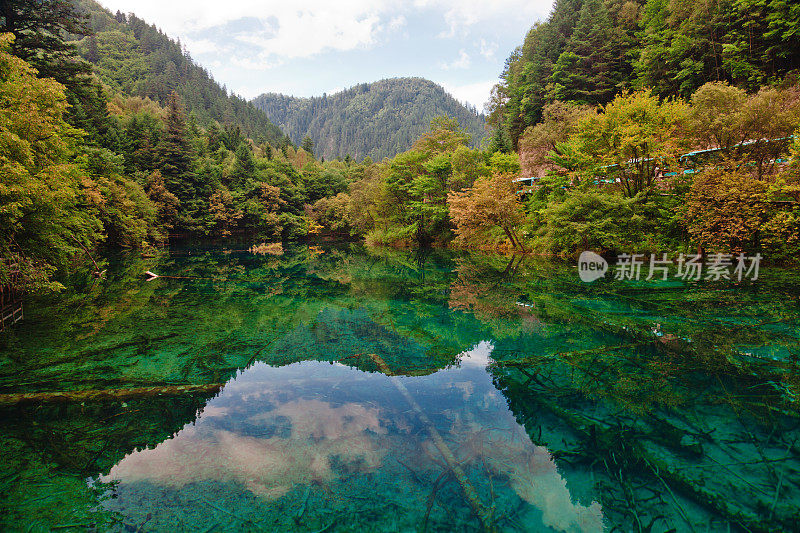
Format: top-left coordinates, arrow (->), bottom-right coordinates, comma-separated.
448,173 -> 526,251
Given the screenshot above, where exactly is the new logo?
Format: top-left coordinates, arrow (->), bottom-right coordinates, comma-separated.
578,251 -> 608,282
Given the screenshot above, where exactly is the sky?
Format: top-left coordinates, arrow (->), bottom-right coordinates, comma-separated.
96,0 -> 552,110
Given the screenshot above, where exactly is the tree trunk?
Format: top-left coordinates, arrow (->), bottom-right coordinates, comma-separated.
0,383 -> 224,407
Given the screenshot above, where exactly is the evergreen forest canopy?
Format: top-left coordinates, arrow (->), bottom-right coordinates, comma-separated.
488,0 -> 800,149
2,0 -> 800,297
251,78 -> 486,161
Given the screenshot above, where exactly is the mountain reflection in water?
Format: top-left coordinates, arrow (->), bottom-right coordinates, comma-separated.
101,344 -> 603,532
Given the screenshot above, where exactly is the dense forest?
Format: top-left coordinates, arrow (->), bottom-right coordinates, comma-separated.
488,0 -> 800,149
0,0 -> 377,293
2,0 -> 800,297
252,78 -> 486,161
422,0 -> 800,260
73,0 -> 285,145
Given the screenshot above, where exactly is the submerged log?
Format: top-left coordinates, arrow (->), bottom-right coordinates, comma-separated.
0,383 -> 224,407
368,353 -> 497,533
492,343 -> 644,369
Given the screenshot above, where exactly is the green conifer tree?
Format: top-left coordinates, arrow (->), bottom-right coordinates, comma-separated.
548,0 -> 618,105
158,92 -> 198,222
301,136 -> 315,157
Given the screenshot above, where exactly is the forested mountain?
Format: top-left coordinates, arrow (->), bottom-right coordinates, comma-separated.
252,78 -> 487,161
72,0 -> 285,144
490,0 -> 800,149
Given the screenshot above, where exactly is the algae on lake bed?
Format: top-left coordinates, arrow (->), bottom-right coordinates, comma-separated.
1,244 -> 799,531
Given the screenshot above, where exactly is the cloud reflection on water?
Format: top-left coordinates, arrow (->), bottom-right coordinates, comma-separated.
103,346 -> 602,532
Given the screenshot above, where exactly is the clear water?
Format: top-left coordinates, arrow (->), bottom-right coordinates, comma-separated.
1,244 -> 799,532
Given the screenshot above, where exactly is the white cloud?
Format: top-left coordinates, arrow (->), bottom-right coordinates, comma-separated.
440,79 -> 496,109
387,15 -> 406,32
233,12 -> 383,59
181,37 -> 221,56
413,0 -> 550,37
98,1 -> 550,57
441,49 -> 471,70
458,340 -> 495,368
99,1 -> 408,60
479,39 -> 498,60
230,55 -> 285,71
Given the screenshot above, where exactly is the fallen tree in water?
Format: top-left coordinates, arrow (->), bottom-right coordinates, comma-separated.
0,383 -> 224,407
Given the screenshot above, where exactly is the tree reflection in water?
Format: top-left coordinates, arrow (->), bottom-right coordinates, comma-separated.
0,244 -> 798,531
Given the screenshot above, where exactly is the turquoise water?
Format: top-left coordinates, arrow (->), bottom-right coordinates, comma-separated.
1,244 -> 799,531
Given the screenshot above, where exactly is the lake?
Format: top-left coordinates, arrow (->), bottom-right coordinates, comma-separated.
1,244 -> 798,532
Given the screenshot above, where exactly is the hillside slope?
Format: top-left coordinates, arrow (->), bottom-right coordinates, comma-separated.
252,78 -> 486,161
74,0 -> 285,144
491,0 -> 800,148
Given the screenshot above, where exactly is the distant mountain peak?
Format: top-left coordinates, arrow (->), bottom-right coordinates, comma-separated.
252,78 -> 486,161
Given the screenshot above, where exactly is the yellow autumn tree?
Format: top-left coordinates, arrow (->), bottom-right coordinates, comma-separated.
448,172 -> 526,251
0,33 -> 102,290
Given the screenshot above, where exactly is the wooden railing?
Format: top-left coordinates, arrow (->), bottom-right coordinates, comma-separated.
0,301 -> 23,331
0,261 -> 23,332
